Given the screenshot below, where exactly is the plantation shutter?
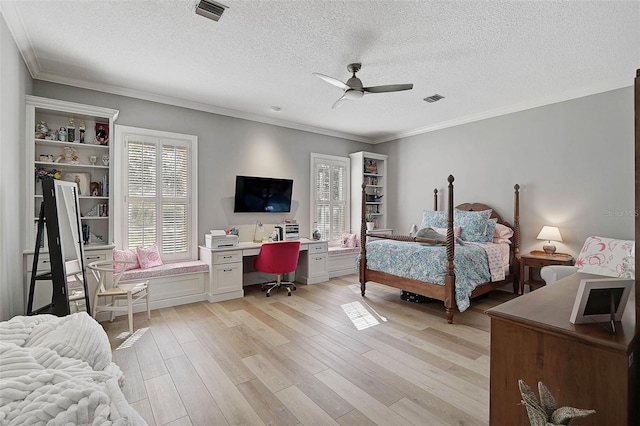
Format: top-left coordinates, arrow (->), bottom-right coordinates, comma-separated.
127,141 -> 157,248
313,154 -> 349,242
125,136 -> 192,260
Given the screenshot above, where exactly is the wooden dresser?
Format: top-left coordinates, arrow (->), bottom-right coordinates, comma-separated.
487,272 -> 638,425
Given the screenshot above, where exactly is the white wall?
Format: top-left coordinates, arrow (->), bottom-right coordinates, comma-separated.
375,87 -> 635,256
0,13 -> 32,320
32,81 -> 371,246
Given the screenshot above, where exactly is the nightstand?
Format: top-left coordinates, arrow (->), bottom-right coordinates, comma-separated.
519,250 -> 574,294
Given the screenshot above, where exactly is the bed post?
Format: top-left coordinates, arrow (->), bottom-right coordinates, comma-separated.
433,188 -> 438,211
445,175 -> 455,323
359,182 -> 367,296
512,184 -> 521,293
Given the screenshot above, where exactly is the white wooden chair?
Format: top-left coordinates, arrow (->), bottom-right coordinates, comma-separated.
87,260 -> 150,334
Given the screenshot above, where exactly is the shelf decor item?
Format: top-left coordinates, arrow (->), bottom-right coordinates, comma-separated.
35,167 -> 61,180
95,123 -> 109,145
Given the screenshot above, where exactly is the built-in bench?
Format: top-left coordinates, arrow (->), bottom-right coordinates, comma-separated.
119,260 -> 209,312
327,246 -> 360,278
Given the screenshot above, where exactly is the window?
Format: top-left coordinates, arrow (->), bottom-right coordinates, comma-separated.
310,153 -> 350,242
114,126 -> 198,262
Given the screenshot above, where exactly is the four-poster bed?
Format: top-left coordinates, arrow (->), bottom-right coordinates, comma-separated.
358,175 -> 521,323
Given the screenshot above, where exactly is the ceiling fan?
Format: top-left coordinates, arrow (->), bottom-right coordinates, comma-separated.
313,63 -> 413,109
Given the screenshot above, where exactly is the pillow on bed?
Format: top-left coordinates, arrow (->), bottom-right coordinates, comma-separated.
493,238 -> 512,244
420,210 -> 448,229
484,218 -> 498,243
432,226 -> 462,238
415,227 -> 447,243
454,209 -> 492,242
494,222 -> 514,239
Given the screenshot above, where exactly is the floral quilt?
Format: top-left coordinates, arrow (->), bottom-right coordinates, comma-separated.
362,239 -> 500,312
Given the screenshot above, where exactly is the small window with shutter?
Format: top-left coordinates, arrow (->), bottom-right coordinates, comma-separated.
311,153 -> 350,243
115,126 -> 197,262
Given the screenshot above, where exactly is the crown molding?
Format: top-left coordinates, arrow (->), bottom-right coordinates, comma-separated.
372,78 -> 633,144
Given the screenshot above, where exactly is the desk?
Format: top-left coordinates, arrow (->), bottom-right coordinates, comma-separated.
199,239 -> 329,302
487,272 -> 638,425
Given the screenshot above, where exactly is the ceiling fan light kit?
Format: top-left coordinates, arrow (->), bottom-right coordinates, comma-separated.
314,63 -> 414,109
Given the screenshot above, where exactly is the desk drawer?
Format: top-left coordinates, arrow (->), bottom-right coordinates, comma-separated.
306,253 -> 328,277
212,263 -> 243,293
308,242 -> 328,254
213,251 -> 242,265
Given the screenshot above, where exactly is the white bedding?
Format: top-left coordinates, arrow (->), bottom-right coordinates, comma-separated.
0,313 -> 145,425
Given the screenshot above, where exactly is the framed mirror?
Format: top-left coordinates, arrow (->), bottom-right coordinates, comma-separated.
40,179 -> 90,315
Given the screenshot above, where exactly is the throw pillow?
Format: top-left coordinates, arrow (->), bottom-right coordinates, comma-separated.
484,218 -> 498,243
454,209 -> 492,242
494,222 -> 514,239
112,248 -> 140,273
419,210 -> 448,230
575,236 -> 635,277
137,243 -> 163,269
341,233 -> 358,248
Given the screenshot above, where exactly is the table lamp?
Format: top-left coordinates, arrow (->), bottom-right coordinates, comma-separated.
536,226 -> 562,255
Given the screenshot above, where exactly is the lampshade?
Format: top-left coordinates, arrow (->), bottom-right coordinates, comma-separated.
536,226 -> 563,242
536,226 -> 562,255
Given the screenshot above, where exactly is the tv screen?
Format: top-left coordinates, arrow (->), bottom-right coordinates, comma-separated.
234,176 -> 293,213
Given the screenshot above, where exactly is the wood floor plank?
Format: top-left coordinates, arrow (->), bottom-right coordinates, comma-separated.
186,316 -> 256,385
275,385 -> 340,426
294,372 -> 355,420
149,317 -> 185,360
277,341 -> 329,375
231,308 -> 291,347
164,416 -> 193,426
244,296 -> 320,338
335,409 -> 378,426
134,327 -> 169,380
112,346 -> 147,403
182,340 -> 265,425
164,355 -> 229,425
158,306 -> 198,344
128,398 -> 156,426
314,368 -> 413,426
389,397 -> 452,426
364,350 -> 489,423
237,378 -> 299,426
242,352 -> 294,393
145,373 -> 188,425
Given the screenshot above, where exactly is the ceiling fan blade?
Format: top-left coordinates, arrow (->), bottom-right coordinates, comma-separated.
313,73 -> 350,91
331,95 -> 348,110
363,83 -> 413,93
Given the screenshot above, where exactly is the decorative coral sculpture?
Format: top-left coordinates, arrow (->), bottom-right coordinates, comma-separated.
518,380 -> 596,426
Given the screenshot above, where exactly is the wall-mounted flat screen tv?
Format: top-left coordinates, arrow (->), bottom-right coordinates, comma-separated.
234,175 -> 293,213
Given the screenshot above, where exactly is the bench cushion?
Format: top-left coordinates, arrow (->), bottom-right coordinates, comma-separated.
120,260 -> 208,282
328,246 -> 360,256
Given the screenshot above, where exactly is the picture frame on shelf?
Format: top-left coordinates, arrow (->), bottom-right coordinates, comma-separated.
95,122 -> 109,145
61,172 -> 91,196
365,159 -> 378,174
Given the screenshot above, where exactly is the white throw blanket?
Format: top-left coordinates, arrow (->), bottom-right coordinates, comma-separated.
0,313 -> 146,425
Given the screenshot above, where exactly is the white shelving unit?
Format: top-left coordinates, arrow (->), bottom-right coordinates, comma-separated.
350,151 -> 390,234
25,96 -> 119,250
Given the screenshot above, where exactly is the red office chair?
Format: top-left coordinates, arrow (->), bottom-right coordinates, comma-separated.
254,240 -> 301,297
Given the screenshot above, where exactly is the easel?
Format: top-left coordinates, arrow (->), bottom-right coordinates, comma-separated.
27,180 -> 91,316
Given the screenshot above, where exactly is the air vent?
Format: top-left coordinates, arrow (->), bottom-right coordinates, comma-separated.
424,94 -> 445,103
196,0 -> 227,22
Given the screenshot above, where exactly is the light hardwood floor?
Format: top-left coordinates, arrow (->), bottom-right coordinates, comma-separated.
101,274 -> 517,426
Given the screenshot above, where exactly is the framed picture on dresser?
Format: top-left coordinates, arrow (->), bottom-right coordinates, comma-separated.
570,278 -> 634,326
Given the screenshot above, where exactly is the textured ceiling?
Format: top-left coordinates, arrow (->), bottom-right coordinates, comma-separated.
2,0 -> 639,143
